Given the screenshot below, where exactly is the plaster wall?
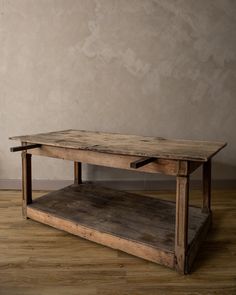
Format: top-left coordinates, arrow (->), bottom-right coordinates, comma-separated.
0,0 -> 235,183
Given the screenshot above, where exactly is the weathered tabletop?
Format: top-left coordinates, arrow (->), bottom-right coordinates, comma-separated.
10,129 -> 226,162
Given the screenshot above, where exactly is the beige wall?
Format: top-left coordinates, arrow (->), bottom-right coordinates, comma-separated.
0,0 -> 235,184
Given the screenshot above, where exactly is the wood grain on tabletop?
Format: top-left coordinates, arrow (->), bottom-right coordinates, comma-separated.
9,129 -> 227,162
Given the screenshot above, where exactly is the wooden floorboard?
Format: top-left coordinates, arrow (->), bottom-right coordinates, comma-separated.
0,189 -> 235,295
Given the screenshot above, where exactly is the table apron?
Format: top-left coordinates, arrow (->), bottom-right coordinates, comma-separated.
27,144 -> 202,176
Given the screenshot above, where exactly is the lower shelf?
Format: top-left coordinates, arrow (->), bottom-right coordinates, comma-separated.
27,183 -> 210,271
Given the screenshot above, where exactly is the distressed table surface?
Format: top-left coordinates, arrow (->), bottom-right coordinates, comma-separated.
10,129 -> 226,162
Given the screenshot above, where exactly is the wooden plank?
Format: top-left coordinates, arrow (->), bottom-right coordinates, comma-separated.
9,129 -> 227,162
28,145 -> 181,176
27,207 -> 175,269
202,159 -> 212,213
26,184 -> 208,269
175,175 -> 189,274
74,162 -> 82,184
21,148 -> 32,218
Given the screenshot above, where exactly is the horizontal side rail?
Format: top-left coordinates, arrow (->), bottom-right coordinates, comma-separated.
10,144 -> 42,152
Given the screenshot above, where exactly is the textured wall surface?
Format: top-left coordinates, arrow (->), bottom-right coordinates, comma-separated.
0,0 -> 235,183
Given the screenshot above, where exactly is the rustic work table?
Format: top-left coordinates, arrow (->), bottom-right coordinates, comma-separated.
10,129 -> 226,274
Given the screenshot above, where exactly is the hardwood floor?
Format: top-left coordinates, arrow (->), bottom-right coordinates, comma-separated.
0,189 -> 235,295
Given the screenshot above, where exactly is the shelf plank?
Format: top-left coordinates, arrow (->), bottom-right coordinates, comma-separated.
27,184 -> 209,268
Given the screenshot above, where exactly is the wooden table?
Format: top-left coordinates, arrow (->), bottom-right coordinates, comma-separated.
10,129 -> 226,274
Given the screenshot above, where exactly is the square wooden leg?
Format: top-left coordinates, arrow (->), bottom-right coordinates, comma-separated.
175,175 -> 189,274
74,162 -> 82,184
202,159 -> 211,213
21,151 -> 32,219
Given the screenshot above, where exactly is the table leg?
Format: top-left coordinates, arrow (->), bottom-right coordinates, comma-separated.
175,175 -> 189,274
74,162 -> 82,184
22,151 -> 32,219
202,159 -> 211,213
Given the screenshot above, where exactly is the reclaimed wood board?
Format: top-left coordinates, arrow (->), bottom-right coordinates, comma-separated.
27,184 -> 209,255
10,129 -> 226,162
